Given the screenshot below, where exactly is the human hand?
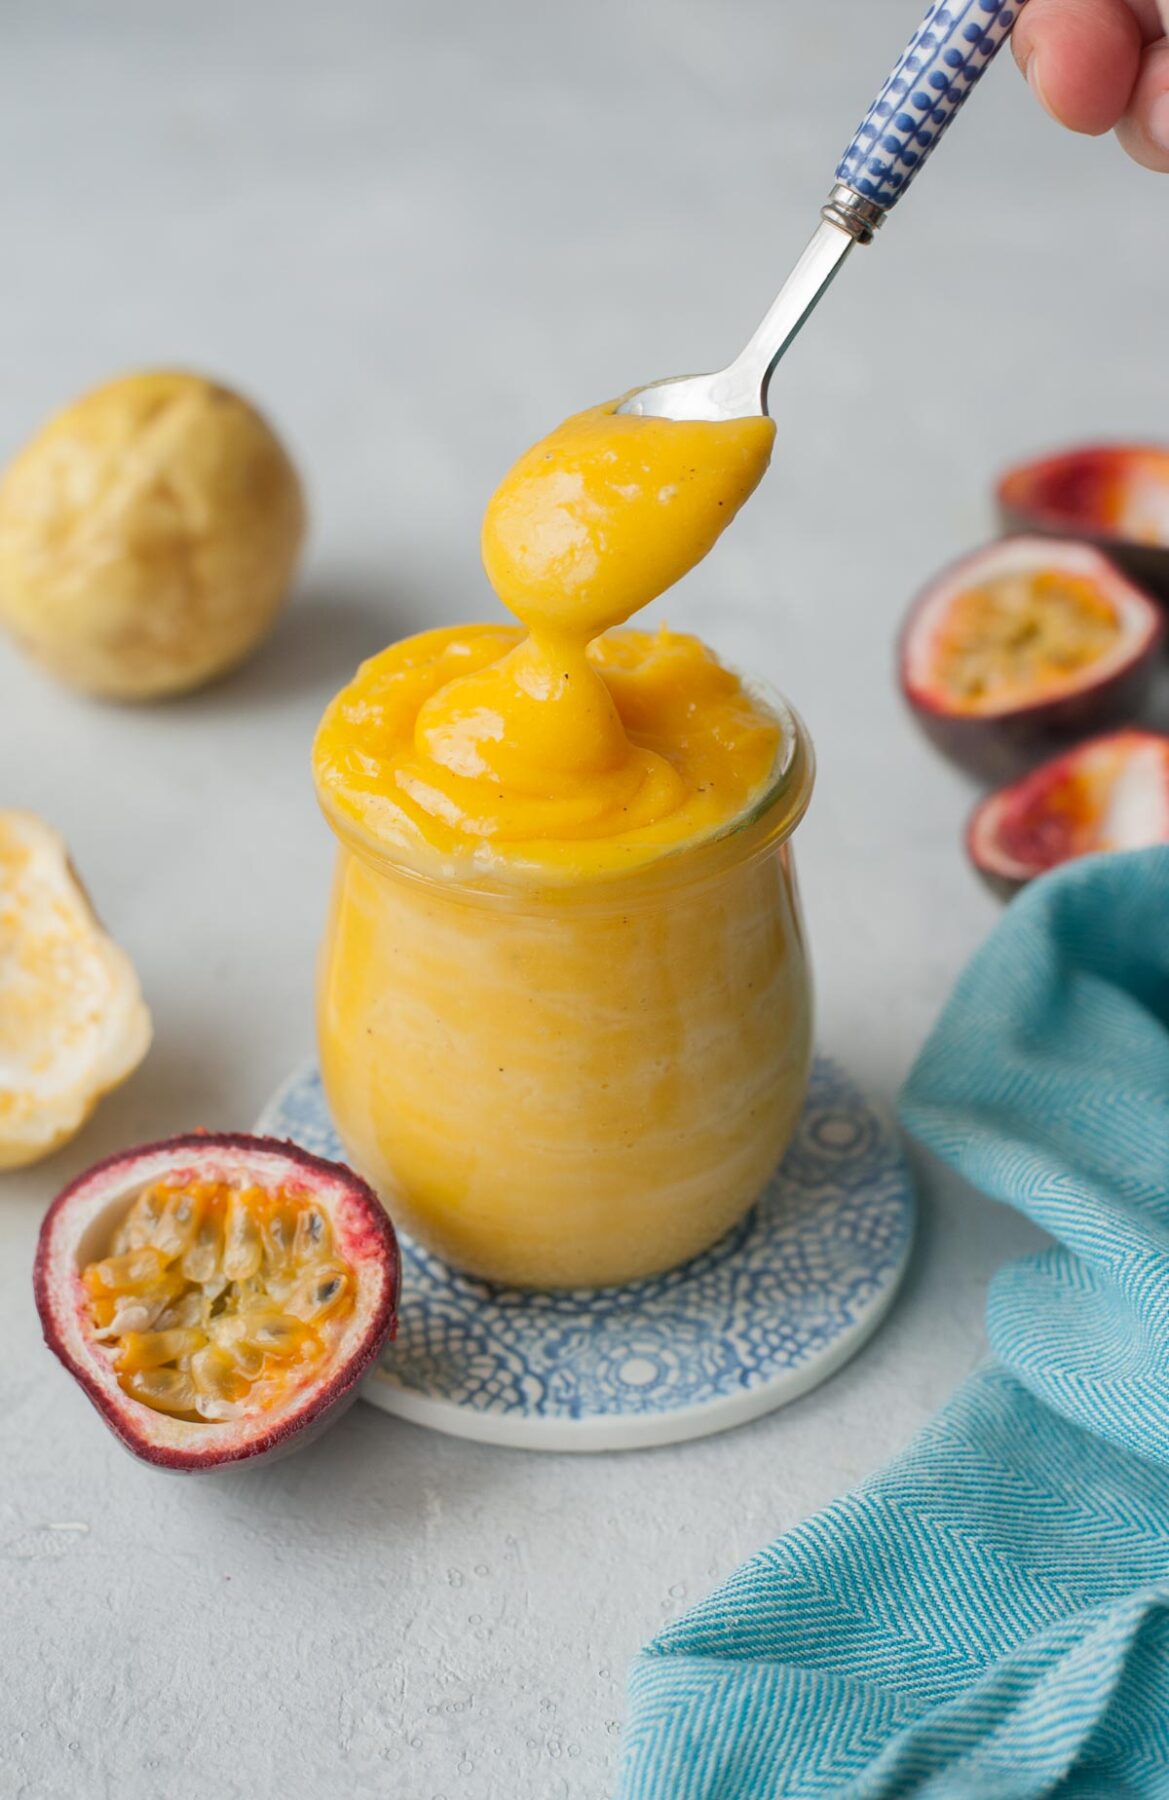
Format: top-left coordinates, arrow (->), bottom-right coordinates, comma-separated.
1012,0 -> 1169,170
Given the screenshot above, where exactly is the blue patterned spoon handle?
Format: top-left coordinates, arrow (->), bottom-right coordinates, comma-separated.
835,0 -> 1030,212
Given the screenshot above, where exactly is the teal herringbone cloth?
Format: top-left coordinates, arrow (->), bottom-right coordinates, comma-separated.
617,848 -> 1169,1798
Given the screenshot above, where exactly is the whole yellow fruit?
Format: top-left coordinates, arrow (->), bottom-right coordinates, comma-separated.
0,370 -> 306,700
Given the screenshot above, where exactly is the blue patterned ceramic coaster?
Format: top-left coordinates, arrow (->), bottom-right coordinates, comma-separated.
257,1055 -> 914,1452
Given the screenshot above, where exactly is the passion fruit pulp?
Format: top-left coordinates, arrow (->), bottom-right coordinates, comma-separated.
899,537 -> 1163,779
967,730 -> 1169,896
997,445 -> 1169,601
35,1134 -> 399,1471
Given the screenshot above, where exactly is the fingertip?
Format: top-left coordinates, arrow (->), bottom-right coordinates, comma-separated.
1013,0 -> 1143,136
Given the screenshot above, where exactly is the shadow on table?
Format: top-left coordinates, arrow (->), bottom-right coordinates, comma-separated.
204,1395 -> 521,1539
204,574 -> 434,714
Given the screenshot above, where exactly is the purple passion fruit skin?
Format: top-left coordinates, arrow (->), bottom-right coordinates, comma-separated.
899,537 -> 1164,782
966,729 -> 1169,899
34,1133 -> 399,1473
997,445 -> 1169,603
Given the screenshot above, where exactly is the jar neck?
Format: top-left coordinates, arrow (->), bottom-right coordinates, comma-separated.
317,700 -> 815,906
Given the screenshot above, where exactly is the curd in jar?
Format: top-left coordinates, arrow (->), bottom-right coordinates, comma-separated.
313,399 -> 814,1286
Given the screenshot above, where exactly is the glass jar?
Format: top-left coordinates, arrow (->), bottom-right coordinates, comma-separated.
315,692 -> 814,1289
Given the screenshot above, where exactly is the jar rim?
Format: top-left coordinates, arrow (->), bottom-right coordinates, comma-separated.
317,680 -> 815,907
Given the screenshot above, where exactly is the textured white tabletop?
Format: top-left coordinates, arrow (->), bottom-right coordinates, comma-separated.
2,3 -> 1163,1796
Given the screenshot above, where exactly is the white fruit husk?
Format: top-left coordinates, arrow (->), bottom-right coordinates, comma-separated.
0,810 -> 151,1168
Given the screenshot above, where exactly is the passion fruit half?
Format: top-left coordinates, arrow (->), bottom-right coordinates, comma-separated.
35,1134 -> 399,1471
899,537 -> 1163,778
967,729 -> 1169,896
997,444 -> 1169,600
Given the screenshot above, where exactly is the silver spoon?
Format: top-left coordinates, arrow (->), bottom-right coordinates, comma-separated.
620,0 -> 1031,423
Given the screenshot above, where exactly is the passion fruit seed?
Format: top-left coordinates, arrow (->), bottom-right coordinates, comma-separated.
82,1178 -> 355,1425
286,1260 -> 351,1325
122,1368 -> 199,1417
117,1327 -> 206,1372
931,570 -> 1119,713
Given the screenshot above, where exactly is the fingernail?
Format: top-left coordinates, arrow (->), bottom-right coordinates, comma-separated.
1149,93 -> 1169,153
1025,50 -> 1055,121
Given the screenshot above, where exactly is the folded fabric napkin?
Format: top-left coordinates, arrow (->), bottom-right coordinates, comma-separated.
617,847 -> 1169,1799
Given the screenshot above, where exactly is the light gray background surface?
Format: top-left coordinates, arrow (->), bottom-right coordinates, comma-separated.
1,3 -> 1162,1796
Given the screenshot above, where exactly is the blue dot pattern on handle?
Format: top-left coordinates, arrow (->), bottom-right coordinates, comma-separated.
836,0 -> 1028,210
